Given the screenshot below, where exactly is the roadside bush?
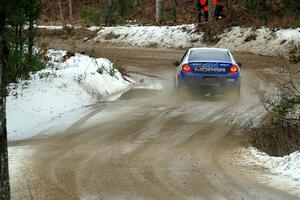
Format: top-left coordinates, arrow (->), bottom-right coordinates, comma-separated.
242,0 -> 300,27
116,0 -> 133,21
250,66 -> 300,156
293,20 -> 300,28
5,0 -> 44,83
79,6 -> 104,25
251,118 -> 300,157
7,48 -> 46,82
79,1 -> 133,26
110,60 -> 128,77
289,46 -> 300,64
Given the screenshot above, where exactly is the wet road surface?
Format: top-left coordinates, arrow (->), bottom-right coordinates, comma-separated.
9,44 -> 299,200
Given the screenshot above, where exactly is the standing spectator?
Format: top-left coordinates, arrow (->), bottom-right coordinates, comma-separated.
195,0 -> 203,22
215,3 -> 225,19
196,0 -> 217,22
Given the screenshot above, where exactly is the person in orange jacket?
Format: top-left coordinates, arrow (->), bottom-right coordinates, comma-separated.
196,0 -> 217,22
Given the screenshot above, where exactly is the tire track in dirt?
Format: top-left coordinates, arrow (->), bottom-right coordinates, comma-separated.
9,44 -> 299,200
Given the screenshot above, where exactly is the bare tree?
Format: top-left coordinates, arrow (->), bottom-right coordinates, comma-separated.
264,65 -> 300,121
0,6 -> 10,200
68,0 -> 73,20
58,0 -> 64,21
156,0 -> 164,25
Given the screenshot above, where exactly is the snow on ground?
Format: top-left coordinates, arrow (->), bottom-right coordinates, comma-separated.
94,24 -> 300,57
7,50 -> 132,141
94,24 -> 203,48
35,25 -> 65,30
36,24 -> 101,31
217,27 -> 300,57
240,148 -> 300,197
35,24 -> 300,56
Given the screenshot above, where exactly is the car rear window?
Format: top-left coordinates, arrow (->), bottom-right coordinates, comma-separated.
188,49 -> 231,62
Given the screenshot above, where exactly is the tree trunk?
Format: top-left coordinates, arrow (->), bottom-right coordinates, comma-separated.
156,0 -> 164,25
104,0 -> 112,26
28,14 -> 34,59
0,7 -> 10,200
208,0 -> 214,23
68,0 -> 73,21
58,0 -> 64,21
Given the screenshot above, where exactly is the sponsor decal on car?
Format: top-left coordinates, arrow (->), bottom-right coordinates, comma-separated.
194,67 -> 226,72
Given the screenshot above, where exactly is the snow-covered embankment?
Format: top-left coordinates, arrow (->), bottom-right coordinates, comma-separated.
94,25 -> 203,48
94,25 -> 300,57
7,50 -> 132,141
241,148 -> 300,197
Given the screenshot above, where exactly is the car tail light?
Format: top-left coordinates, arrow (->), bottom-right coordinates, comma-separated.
229,65 -> 239,73
182,64 -> 192,72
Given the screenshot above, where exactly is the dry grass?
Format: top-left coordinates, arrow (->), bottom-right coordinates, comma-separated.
37,26 -> 97,40
198,8 -> 259,44
268,15 -> 300,29
251,117 -> 300,156
289,45 -> 300,64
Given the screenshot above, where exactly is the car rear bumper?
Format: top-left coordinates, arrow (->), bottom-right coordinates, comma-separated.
177,74 -> 240,93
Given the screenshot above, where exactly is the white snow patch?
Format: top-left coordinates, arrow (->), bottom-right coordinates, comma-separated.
242,148 -> 300,196
34,25 -> 101,32
86,26 -> 101,31
35,24 -> 81,30
94,25 -> 300,57
217,27 -> 300,57
7,50 -> 132,141
36,25 -> 64,30
94,24 -> 204,48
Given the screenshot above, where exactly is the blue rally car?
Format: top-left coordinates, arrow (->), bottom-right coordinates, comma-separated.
174,48 -> 241,97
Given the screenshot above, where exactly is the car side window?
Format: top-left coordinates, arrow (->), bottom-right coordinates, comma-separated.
180,50 -> 189,64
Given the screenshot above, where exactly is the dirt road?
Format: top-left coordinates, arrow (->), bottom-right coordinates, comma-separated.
8,43 -> 299,200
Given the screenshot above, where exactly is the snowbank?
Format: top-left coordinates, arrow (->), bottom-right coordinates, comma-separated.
35,25 -> 65,30
242,148 -> 300,196
35,24 -> 300,56
94,24 -> 203,48
216,27 -> 300,57
7,50 -> 132,141
247,148 -> 300,180
35,25 -> 101,31
94,24 -> 300,57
